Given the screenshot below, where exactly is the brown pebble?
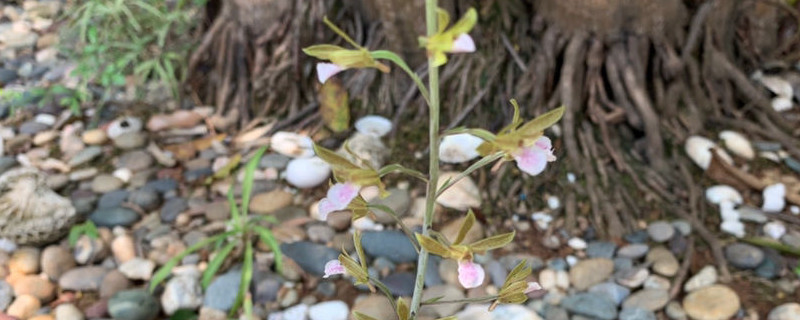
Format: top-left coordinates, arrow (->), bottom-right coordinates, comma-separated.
13,275 -> 55,302
7,295 -> 40,319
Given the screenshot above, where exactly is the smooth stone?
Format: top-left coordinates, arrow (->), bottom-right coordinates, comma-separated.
382,272 -> 415,296
59,266 -> 109,291
672,220 -> 692,236
259,153 -> 290,169
143,178 -> 177,193
108,290 -> 160,320
12,275 -> 55,302
561,293 -> 617,320
455,304 -> 543,320
645,247 -> 679,276
419,285 -> 465,318
254,278 -> 280,303
768,303 -> 800,320
19,121 -> 48,135
361,230 -> 418,263
160,197 -> 187,222
308,300 -> 348,320
54,303 -> 84,320
249,189 -> 293,214
755,249 -> 783,279
203,270 -> 241,311
682,285 -> 740,320
544,306 -> 569,320
622,288 -> 669,311
647,221 -> 675,243
97,190 -> 130,209
82,129 -> 107,145
665,301 -> 688,320
6,294 -> 40,319
369,188 -> 411,224
738,206 -> 768,223
118,258 -> 155,280
117,151 -> 154,172
183,168 -> 212,182
68,146 -> 102,166
614,266 -> 649,288
619,308 -> 656,320
9,247 -> 40,274
486,260 -> 508,287
624,230 -> 649,243
643,275 -> 670,290
203,201 -> 230,221
73,235 -> 108,264
724,243 -> 765,269
684,265 -> 717,292
569,258 -> 614,290
100,270 -> 131,298
112,132 -> 147,150
127,189 -> 160,211
546,258 -> 568,271
586,241 -> 617,259
0,157 -> 18,174
307,225 -> 335,244
613,257 -> 634,271
280,242 -> 340,276
424,255 -> 443,287
47,173 -> 69,190
0,281 -> 12,311
90,207 -> 140,228
588,282 -> 630,305
617,244 -> 649,259
351,295 -> 394,320
161,276 -> 202,315
499,254 -> 545,272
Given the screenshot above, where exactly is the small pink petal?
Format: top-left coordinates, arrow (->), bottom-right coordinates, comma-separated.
457,260 -> 485,289
327,182 -> 361,207
524,282 -> 542,294
317,199 -> 337,221
534,136 -> 552,150
450,34 -> 476,53
323,259 -> 345,278
514,146 -> 549,176
317,63 -> 345,84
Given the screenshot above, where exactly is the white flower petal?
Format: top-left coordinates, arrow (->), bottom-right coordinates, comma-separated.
450,34 -> 476,53
317,63 -> 345,84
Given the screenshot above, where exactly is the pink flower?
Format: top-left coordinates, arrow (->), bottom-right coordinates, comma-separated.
457,260 -> 485,289
524,281 -> 542,294
450,34 -> 476,53
317,63 -> 345,84
317,182 -> 361,220
513,136 -> 556,176
323,259 -> 345,278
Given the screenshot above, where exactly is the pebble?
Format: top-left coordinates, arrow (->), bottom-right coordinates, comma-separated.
249,189 -> 293,214
383,272 -> 416,296
624,230 -> 649,243
9,247 -> 40,274
543,306 -> 568,320
645,247 -> 679,276
91,174 -> 124,193
117,151 -> 154,172
586,241 -> 617,259
643,275 -> 670,290
203,270 -> 241,311
561,293 -> 617,320
0,281 -> 12,311
755,249 -> 783,279
682,285 -> 740,320
73,235 -> 107,265
306,225 -> 335,244
108,290 -> 160,320
97,190 -> 130,209
351,295 -> 394,320
622,288 -> 669,311
203,201 -> 229,221
567,237 -> 587,250
360,230 -> 418,263
59,266 -> 109,291
436,172 -> 481,210
54,303 -> 85,320
254,277 -> 280,303
665,301 -> 687,320
13,275 -> 55,302
82,129 -> 108,145
90,206 -> 140,228
619,308 -> 656,320
724,243 -> 765,269
100,270 -> 131,298
160,197 -> 187,222
588,282 -> 630,305
617,244 -> 649,259
68,146 -> 102,167
455,304 -> 542,320
6,294 -> 40,319
768,303 -> 800,320
161,275 -> 203,315
671,220 -> 692,236
418,285 -> 465,318
647,221 -> 675,243
684,266 -> 717,292
111,234 -> 136,263
118,258 -> 155,280
308,300 -> 348,320
112,132 -> 147,150
615,266 -> 649,288
569,258 -> 614,290
369,188 -> 411,224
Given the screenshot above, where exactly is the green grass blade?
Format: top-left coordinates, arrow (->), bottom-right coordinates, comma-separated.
252,225 -> 283,273
241,146 -> 268,218
227,186 -> 240,224
230,241 -> 254,317
149,231 -> 235,292
202,240 -> 237,289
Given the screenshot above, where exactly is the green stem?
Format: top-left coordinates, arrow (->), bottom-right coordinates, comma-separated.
409,0 -> 440,318
422,295 -> 498,306
370,50 -> 431,105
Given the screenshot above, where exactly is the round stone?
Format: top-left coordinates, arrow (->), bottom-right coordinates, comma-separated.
768,303 -> 800,320
724,243 -> 765,269
682,285 -> 740,320
647,221 -> 675,243
569,258 -> 614,290
108,290 -> 160,320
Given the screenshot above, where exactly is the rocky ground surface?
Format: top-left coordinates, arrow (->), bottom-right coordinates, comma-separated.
0,1 -> 799,320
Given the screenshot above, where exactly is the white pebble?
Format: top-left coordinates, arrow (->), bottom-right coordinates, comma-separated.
790,206 -> 800,215
772,97 -> 793,112
531,212 -> 552,230
763,221 -> 786,240
685,136 -> 733,170
354,115 -> 392,138
706,185 -> 743,205
567,237 -> 587,250
285,157 -> 330,189
270,131 -> 314,158
565,255 -> 578,266
762,183 -> 786,213
567,173 -> 576,183
547,196 -> 560,209
34,113 -> 56,126
439,133 -> 482,163
112,168 -> 132,183
719,201 -> 740,221
720,220 -> 745,238
719,130 -> 755,160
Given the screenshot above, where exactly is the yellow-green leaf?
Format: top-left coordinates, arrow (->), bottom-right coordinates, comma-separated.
303,44 -> 348,60
469,231 -> 516,253
396,297 -> 409,320
436,8 -> 450,33
446,8 -> 477,38
415,233 -> 452,257
453,210 -> 476,245
516,105 -> 565,137
319,78 -> 349,133
353,230 -> 368,270
313,144 -> 360,171
352,312 -> 379,320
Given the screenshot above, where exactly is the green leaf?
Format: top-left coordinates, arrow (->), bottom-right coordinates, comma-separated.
353,230 -> 368,271
149,231 -> 235,292
318,78 -> 349,133
469,231 -> 516,253
168,309 -> 198,320
369,50 -> 430,104
227,186 -> 240,224
303,44 -> 349,60
415,233 -> 452,257
377,164 -> 428,182
396,297 -> 409,320
516,105 -> 565,137
252,225 -> 283,274
352,312 -> 379,320
201,240 -> 236,289
453,210 -> 475,245
230,241 -> 253,317
422,295 -> 446,304
241,146 -> 267,218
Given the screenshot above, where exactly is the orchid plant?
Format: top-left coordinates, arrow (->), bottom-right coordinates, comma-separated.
304,1 -> 564,319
